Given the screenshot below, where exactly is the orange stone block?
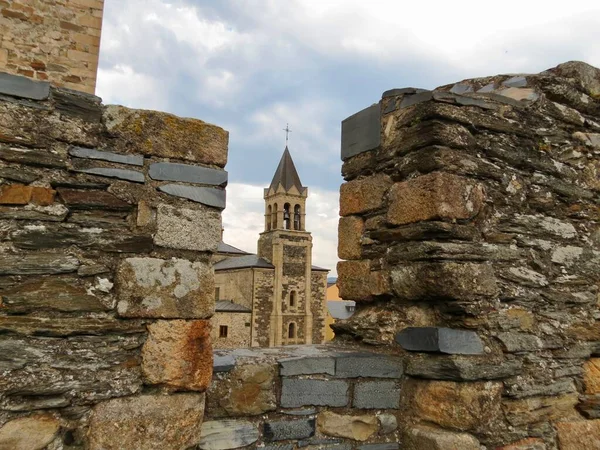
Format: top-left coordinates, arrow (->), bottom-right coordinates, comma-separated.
584,358 -> 600,394
555,419 -> 600,450
30,187 -> 56,206
339,174 -> 392,216
0,184 -> 32,205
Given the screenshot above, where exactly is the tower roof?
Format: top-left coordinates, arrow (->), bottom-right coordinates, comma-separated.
269,147 -> 305,193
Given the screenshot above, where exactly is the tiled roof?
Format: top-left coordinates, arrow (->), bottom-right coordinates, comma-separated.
214,254 -> 275,271
269,146 -> 305,193
215,300 -> 252,313
311,264 -> 329,272
217,241 -> 250,255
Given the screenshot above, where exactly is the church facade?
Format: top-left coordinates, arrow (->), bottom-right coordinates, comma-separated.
211,147 -> 329,348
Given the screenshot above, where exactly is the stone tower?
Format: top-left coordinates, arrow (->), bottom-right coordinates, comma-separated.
258,147 -> 315,346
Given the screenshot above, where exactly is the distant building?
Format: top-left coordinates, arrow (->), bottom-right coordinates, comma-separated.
324,279 -> 355,341
211,147 -> 329,348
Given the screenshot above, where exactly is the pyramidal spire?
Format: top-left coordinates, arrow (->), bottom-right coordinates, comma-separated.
269,146 -> 305,193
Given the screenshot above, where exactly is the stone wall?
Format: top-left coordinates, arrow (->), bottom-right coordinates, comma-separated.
211,311 -> 252,349
0,71 -> 228,449
0,0 -> 104,94
335,61 -> 600,449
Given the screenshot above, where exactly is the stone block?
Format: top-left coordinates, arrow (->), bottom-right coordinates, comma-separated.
338,216 -> 364,260
0,315 -> 145,337
400,90 -> 433,108
77,167 -> 145,183
496,438 -> 547,450
555,419 -> 600,450
341,103 -> 381,160
104,105 -> 229,167
403,425 -> 480,450
0,72 -> 50,100
0,414 -> 60,450
213,354 -> 236,372
339,174 -> 392,216
496,332 -> 543,353
30,187 -> 56,206
395,327 -> 484,355
0,167 -> 38,184
154,203 -> 221,252
142,320 -> 213,391
0,253 -> 79,275
198,420 -> 259,450
335,353 -> 403,378
57,188 -> 133,211
158,184 -> 226,209
387,172 -> 484,226
149,162 -> 228,185
281,379 -> 349,408
358,445 -> 399,450
353,380 -> 400,409
0,184 -> 32,204
405,354 -> 522,380
502,393 -> 579,427
87,393 -> 206,450
390,262 -> 498,300
578,395 -> 600,419
0,204 -> 68,222
584,359 -> 600,394
263,419 -> 315,442
279,356 -> 335,376
69,146 -> 144,166
117,257 -> 215,319
377,413 -> 397,434
0,147 -> 66,169
503,76 -> 528,88
317,411 -> 378,441
337,260 -> 371,300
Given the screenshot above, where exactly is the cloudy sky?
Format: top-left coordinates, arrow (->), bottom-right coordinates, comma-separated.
96,0 -> 600,275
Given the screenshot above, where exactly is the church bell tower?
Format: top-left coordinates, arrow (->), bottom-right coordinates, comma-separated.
258,147 -> 314,347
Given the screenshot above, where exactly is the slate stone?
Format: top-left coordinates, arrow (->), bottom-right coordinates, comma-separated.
199,420 -> 259,450
52,87 -> 102,122
496,332 -> 543,352
353,381 -> 400,409
381,87 -> 428,98
263,445 -> 294,450
281,408 -> 317,416
0,253 -> 79,275
395,327 -> 484,355
449,83 -> 473,94
263,419 -> 315,442
158,184 -> 226,209
0,167 -> 39,183
57,188 -> 134,211
0,147 -> 66,169
0,205 -> 68,222
358,444 -> 400,450
213,354 -> 236,372
149,162 -> 228,185
383,98 -> 398,114
503,76 -> 527,88
280,379 -> 349,407
405,355 -> 523,380
279,356 -> 335,376
69,146 -> 144,166
0,316 -> 145,337
399,91 -> 433,108
455,95 -> 497,110
77,167 -> 145,183
50,180 -> 110,190
477,82 -> 496,93
341,103 -> 381,161
297,439 -> 343,448
334,353 -> 403,378
0,72 -> 50,100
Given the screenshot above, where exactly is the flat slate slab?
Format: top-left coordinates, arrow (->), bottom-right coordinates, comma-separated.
69,146 -> 144,166
213,355 -> 236,373
335,353 -> 403,378
353,380 -> 400,409
0,72 -> 50,100
358,444 -> 400,450
341,103 -> 381,160
280,379 -> 349,408
279,356 -> 335,376
77,167 -> 145,183
263,418 -> 315,442
158,184 -> 226,209
199,420 -> 259,450
395,327 -> 484,355
149,162 -> 227,185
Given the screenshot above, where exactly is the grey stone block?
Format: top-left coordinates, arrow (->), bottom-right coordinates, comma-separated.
334,353 -> 403,378
383,98 -> 398,114
280,379 -> 349,408
449,83 -> 473,94
149,162 -> 227,185
496,332 -> 542,353
281,408 -> 317,416
399,91 -> 433,108
341,103 -> 381,161
353,380 -> 400,409
0,72 -> 50,100
198,420 -> 259,450
405,354 -> 522,380
69,146 -> 144,166
381,87 -> 428,98
263,445 -> 294,450
158,184 -> 226,209
297,439 -> 343,448
477,82 -> 496,93
78,167 -> 145,183
263,418 -> 315,442
279,356 -> 335,376
503,76 -> 527,87
358,444 -> 399,450
395,327 -> 484,355
213,355 -> 235,372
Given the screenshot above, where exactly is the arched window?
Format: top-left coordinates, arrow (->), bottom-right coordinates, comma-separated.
267,205 -> 272,231
288,322 -> 296,339
289,291 -> 296,308
272,203 -> 278,229
283,203 -> 291,230
294,204 -> 301,230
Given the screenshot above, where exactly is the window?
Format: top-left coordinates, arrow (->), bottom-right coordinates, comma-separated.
283,203 -> 291,229
288,322 -> 296,339
294,204 -> 301,230
267,205 -> 272,231
272,203 -> 278,229
215,287 -> 220,301
289,291 -> 296,308
219,325 -> 228,338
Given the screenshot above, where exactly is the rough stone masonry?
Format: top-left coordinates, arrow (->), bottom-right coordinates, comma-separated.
0,71 -> 228,449
334,61 -> 600,449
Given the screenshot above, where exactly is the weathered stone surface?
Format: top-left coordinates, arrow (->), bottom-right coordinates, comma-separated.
503,393 -> 579,426
377,413 -> 397,434
584,359 -> 600,394
370,221 -> 480,243
579,395 -> 600,419
0,72 -> 50,100
337,260 -> 371,300
555,419 -> 600,450
405,354 -> 522,380
142,320 -> 212,391
154,203 -> 221,252
0,253 -> 79,275
78,167 -> 145,183
0,183 -> 32,204
0,414 -> 59,450
341,103 -> 381,160
396,327 -> 484,355
0,167 -> 38,183
317,411 -> 378,441
58,188 -> 133,211
69,146 -> 143,166
353,380 -> 400,409
213,354 -> 236,372
496,332 -> 543,352
387,241 -> 520,263
496,438 -> 547,450
88,393 -> 206,450
401,91 -> 433,108
335,353 -> 403,378
0,316 -> 145,337
0,204 -> 68,221
281,379 -> 349,408
279,356 -> 335,376
198,420 -> 259,450
0,146 -> 66,168
403,425 -> 480,450
338,215 -> 364,260
339,174 -> 392,216
104,105 -> 229,167
391,262 -> 498,300
358,444 -> 399,450
117,257 -> 214,319
549,61 -> 600,97
264,419 -> 315,442
53,88 -> 102,122
387,172 -> 484,225
149,161 -> 227,185
158,184 -> 226,209
407,379 -> 503,432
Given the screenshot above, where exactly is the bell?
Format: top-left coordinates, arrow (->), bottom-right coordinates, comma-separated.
283,211 -> 290,220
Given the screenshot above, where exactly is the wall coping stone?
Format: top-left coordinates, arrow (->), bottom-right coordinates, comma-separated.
0,72 -> 50,100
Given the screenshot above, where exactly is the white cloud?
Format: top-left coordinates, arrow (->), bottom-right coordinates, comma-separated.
96,65 -> 167,110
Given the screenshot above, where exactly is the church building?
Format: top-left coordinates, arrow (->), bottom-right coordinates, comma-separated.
211,147 -> 329,348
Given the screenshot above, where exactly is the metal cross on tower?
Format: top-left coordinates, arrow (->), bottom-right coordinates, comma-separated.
283,123 -> 292,145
